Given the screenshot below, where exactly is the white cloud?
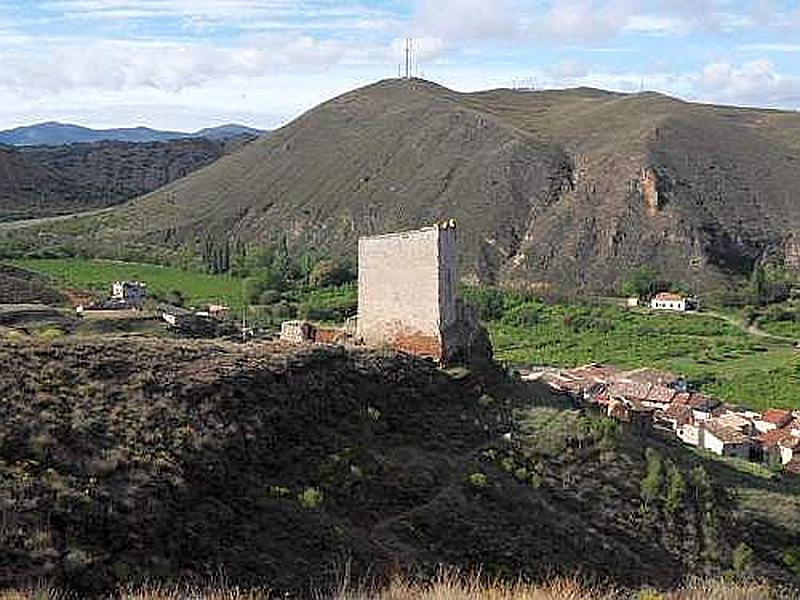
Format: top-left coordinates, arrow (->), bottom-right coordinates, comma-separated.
42,0 -> 399,33
549,59 -> 589,80
414,0 -> 519,41
741,43 -> 800,53
695,59 -> 800,106
0,34 -> 389,95
542,0 -> 640,41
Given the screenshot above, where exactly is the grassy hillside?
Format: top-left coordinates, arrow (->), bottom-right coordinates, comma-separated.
0,337 -> 797,595
4,79 -> 800,292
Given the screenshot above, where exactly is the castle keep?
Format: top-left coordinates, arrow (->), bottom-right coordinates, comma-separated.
357,221 -> 458,362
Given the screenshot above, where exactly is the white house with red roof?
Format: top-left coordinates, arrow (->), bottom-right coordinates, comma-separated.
650,292 -> 698,312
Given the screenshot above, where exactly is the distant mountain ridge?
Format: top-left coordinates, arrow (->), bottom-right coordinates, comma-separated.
0,136 -> 257,221
0,122 -> 263,146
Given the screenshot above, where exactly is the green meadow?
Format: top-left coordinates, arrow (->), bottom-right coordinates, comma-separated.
8,258 -> 244,308
466,288 -> 800,411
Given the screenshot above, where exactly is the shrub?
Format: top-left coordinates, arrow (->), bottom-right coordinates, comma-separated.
37,327 -> 65,340
165,289 -> 186,307
308,259 -> 356,288
501,303 -> 545,327
467,472 -> 488,489
298,487 -> 323,509
462,286 -> 507,321
732,542 -> 754,574
258,289 -> 282,305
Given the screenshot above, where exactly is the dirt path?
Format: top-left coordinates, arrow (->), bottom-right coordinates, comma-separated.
0,207 -> 112,231
699,309 -> 798,345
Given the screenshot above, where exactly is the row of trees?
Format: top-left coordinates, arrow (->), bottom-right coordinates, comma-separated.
194,235 -> 357,303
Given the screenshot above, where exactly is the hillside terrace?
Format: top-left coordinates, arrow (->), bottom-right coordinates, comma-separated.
522,364 -> 800,474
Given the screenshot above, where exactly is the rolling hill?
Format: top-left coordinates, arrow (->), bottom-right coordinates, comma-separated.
0,136 -> 257,221
0,122 -> 262,146
5,79 -> 800,292
1,337 -> 797,594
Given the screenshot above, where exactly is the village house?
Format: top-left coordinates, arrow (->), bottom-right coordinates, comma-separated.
677,421 -> 702,447
606,397 -> 654,428
111,281 -> 147,308
160,305 -> 195,327
279,320 -> 344,345
700,420 -> 752,459
759,428 -> 800,466
280,320 -> 315,344
649,292 -> 697,312
671,392 -> 720,422
753,408 -> 794,434
714,410 -> 755,436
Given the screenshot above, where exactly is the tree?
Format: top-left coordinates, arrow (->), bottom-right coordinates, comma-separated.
622,267 -> 670,299
664,460 -> 686,516
308,258 -> 356,288
640,448 -> 664,511
243,277 -> 266,305
750,266 -> 769,306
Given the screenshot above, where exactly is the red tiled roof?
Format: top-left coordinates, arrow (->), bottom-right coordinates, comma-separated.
647,385 -> 676,404
687,393 -> 720,411
761,409 -> 793,427
758,428 -> 794,447
663,403 -> 693,425
608,381 -> 651,401
653,292 -> 685,302
620,367 -> 679,386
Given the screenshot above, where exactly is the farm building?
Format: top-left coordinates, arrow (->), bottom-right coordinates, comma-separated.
650,292 -> 697,312
112,281 -> 147,308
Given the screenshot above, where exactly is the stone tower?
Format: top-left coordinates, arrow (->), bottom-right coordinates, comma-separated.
356,221 -> 458,362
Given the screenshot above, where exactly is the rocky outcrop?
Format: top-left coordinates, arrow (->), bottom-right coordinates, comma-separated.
640,167 -> 661,216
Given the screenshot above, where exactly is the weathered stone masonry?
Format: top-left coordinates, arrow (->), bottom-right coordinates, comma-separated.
357,222 -> 458,362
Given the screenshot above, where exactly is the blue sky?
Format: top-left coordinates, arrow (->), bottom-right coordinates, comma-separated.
0,0 -> 799,130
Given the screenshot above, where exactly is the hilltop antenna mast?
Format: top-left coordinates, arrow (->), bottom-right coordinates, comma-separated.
405,37 -> 411,79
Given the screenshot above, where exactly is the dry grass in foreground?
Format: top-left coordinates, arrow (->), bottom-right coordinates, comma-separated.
0,573 -> 795,600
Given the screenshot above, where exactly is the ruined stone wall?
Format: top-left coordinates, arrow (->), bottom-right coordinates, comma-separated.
357,224 -> 457,361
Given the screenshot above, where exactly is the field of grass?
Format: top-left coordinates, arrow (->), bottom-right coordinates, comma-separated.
474,291 -> 800,410
1,574 -> 795,599
7,258 -> 244,308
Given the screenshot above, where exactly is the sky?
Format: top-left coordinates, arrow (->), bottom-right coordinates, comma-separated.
1,0 -> 800,131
